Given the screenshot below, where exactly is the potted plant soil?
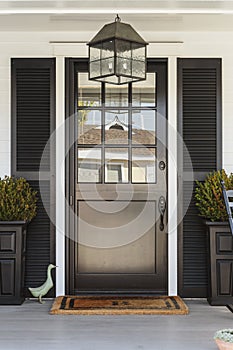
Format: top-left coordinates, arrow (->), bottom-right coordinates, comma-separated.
214,329 -> 233,350
0,176 -> 37,304
195,169 -> 233,306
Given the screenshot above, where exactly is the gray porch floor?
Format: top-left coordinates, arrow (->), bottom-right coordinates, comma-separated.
0,300 -> 232,350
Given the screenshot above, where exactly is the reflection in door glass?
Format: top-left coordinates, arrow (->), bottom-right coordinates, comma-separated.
77,110 -> 101,145
105,111 -> 129,144
132,148 -> 156,183
78,148 -> 101,183
132,73 -> 156,106
105,84 -> 128,107
132,110 -> 156,145
105,148 -> 129,183
78,73 -> 101,107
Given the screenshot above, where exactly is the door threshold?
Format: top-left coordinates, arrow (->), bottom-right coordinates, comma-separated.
73,290 -> 168,296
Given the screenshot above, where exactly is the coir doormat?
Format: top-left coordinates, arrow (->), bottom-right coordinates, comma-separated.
50,296 -> 189,315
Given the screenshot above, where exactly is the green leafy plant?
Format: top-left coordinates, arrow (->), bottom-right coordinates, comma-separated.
0,176 -> 37,222
214,329 -> 233,343
195,169 -> 233,222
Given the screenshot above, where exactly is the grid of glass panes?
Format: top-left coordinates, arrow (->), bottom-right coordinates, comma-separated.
77,72 -> 157,184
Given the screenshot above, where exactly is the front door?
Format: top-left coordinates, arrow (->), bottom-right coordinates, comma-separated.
67,59 -> 167,294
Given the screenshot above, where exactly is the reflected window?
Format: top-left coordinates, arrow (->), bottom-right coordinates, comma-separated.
105,148 -> 129,183
105,84 -> 128,107
105,111 -> 129,144
132,73 -> 156,107
78,148 -> 101,183
78,73 -> 101,107
132,110 -> 156,145
132,148 -> 156,183
78,110 -> 101,145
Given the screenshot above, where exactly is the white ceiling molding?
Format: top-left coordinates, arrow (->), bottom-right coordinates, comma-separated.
2,9 -> 233,14
1,0 -> 233,15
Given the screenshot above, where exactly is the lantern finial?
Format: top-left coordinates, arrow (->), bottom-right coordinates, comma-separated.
115,14 -> 121,22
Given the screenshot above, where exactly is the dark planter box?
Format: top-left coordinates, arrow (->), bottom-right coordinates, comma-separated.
0,221 -> 27,305
206,221 -> 233,306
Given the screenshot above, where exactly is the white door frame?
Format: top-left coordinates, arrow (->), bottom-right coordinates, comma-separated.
55,54 -> 178,296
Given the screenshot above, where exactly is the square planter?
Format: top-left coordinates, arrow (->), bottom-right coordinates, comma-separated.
206,221 -> 233,306
0,221 -> 27,305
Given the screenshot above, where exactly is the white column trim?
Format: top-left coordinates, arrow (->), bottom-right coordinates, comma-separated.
56,56 -> 65,296
168,56 -> 178,296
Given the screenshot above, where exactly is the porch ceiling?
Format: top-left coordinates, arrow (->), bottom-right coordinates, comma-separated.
1,0 -> 233,14
1,1 -> 233,32
0,13 -> 233,32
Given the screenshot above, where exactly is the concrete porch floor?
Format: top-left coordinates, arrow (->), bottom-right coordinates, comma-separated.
0,300 -> 232,350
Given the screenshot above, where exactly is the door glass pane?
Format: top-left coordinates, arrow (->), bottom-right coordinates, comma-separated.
105,84 -> 128,106
132,148 -> 156,183
105,148 -> 129,183
78,72 -> 101,107
132,73 -> 156,107
78,148 -> 101,183
132,110 -> 156,145
105,110 -> 129,144
77,110 -> 101,145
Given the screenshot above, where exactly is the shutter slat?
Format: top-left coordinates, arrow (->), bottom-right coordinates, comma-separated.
178,58 -> 221,298
183,67 -> 217,172
16,67 -> 51,172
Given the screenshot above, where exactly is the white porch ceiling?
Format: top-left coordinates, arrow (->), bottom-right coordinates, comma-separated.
0,13 -> 233,32
0,1 -> 233,32
1,0 -> 233,14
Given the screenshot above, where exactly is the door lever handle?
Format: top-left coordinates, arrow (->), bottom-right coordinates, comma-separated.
158,196 -> 166,231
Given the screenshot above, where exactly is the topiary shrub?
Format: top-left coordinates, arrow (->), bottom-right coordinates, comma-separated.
195,169 -> 233,222
0,176 -> 37,222
214,329 -> 233,343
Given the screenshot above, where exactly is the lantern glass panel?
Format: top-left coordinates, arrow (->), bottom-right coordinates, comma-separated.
90,60 -> 101,79
101,57 -> 115,77
102,40 -> 115,59
132,60 -> 146,79
132,43 -> 145,61
116,40 -> 131,58
90,44 -> 101,62
116,57 -> 132,77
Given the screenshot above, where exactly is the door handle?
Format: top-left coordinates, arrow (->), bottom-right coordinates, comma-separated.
158,196 -> 166,231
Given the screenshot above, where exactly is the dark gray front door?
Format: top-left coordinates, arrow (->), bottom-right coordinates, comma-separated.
68,59 -> 167,294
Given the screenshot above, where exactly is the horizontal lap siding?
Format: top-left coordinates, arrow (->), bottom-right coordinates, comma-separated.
178,59 -> 222,297
11,58 -> 55,296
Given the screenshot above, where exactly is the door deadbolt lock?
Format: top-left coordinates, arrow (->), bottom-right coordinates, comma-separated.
159,161 -> 166,171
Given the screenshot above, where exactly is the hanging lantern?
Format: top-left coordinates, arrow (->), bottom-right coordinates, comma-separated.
87,15 -> 148,85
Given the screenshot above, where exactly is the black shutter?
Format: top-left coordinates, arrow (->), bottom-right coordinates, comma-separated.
178,58 -> 222,297
11,58 -> 56,296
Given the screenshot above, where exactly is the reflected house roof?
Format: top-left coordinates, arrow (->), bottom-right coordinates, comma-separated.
78,126 -> 156,147
78,125 -> 156,159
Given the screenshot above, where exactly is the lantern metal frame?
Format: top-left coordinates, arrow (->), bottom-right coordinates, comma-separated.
87,15 -> 148,85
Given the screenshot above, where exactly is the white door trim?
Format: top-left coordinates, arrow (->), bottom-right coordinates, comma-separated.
55,55 -> 178,296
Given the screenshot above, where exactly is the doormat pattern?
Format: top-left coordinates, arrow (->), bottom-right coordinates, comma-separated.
50,296 -> 189,315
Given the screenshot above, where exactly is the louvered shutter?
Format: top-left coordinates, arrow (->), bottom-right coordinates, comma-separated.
178,58 -> 222,297
11,59 -> 56,296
